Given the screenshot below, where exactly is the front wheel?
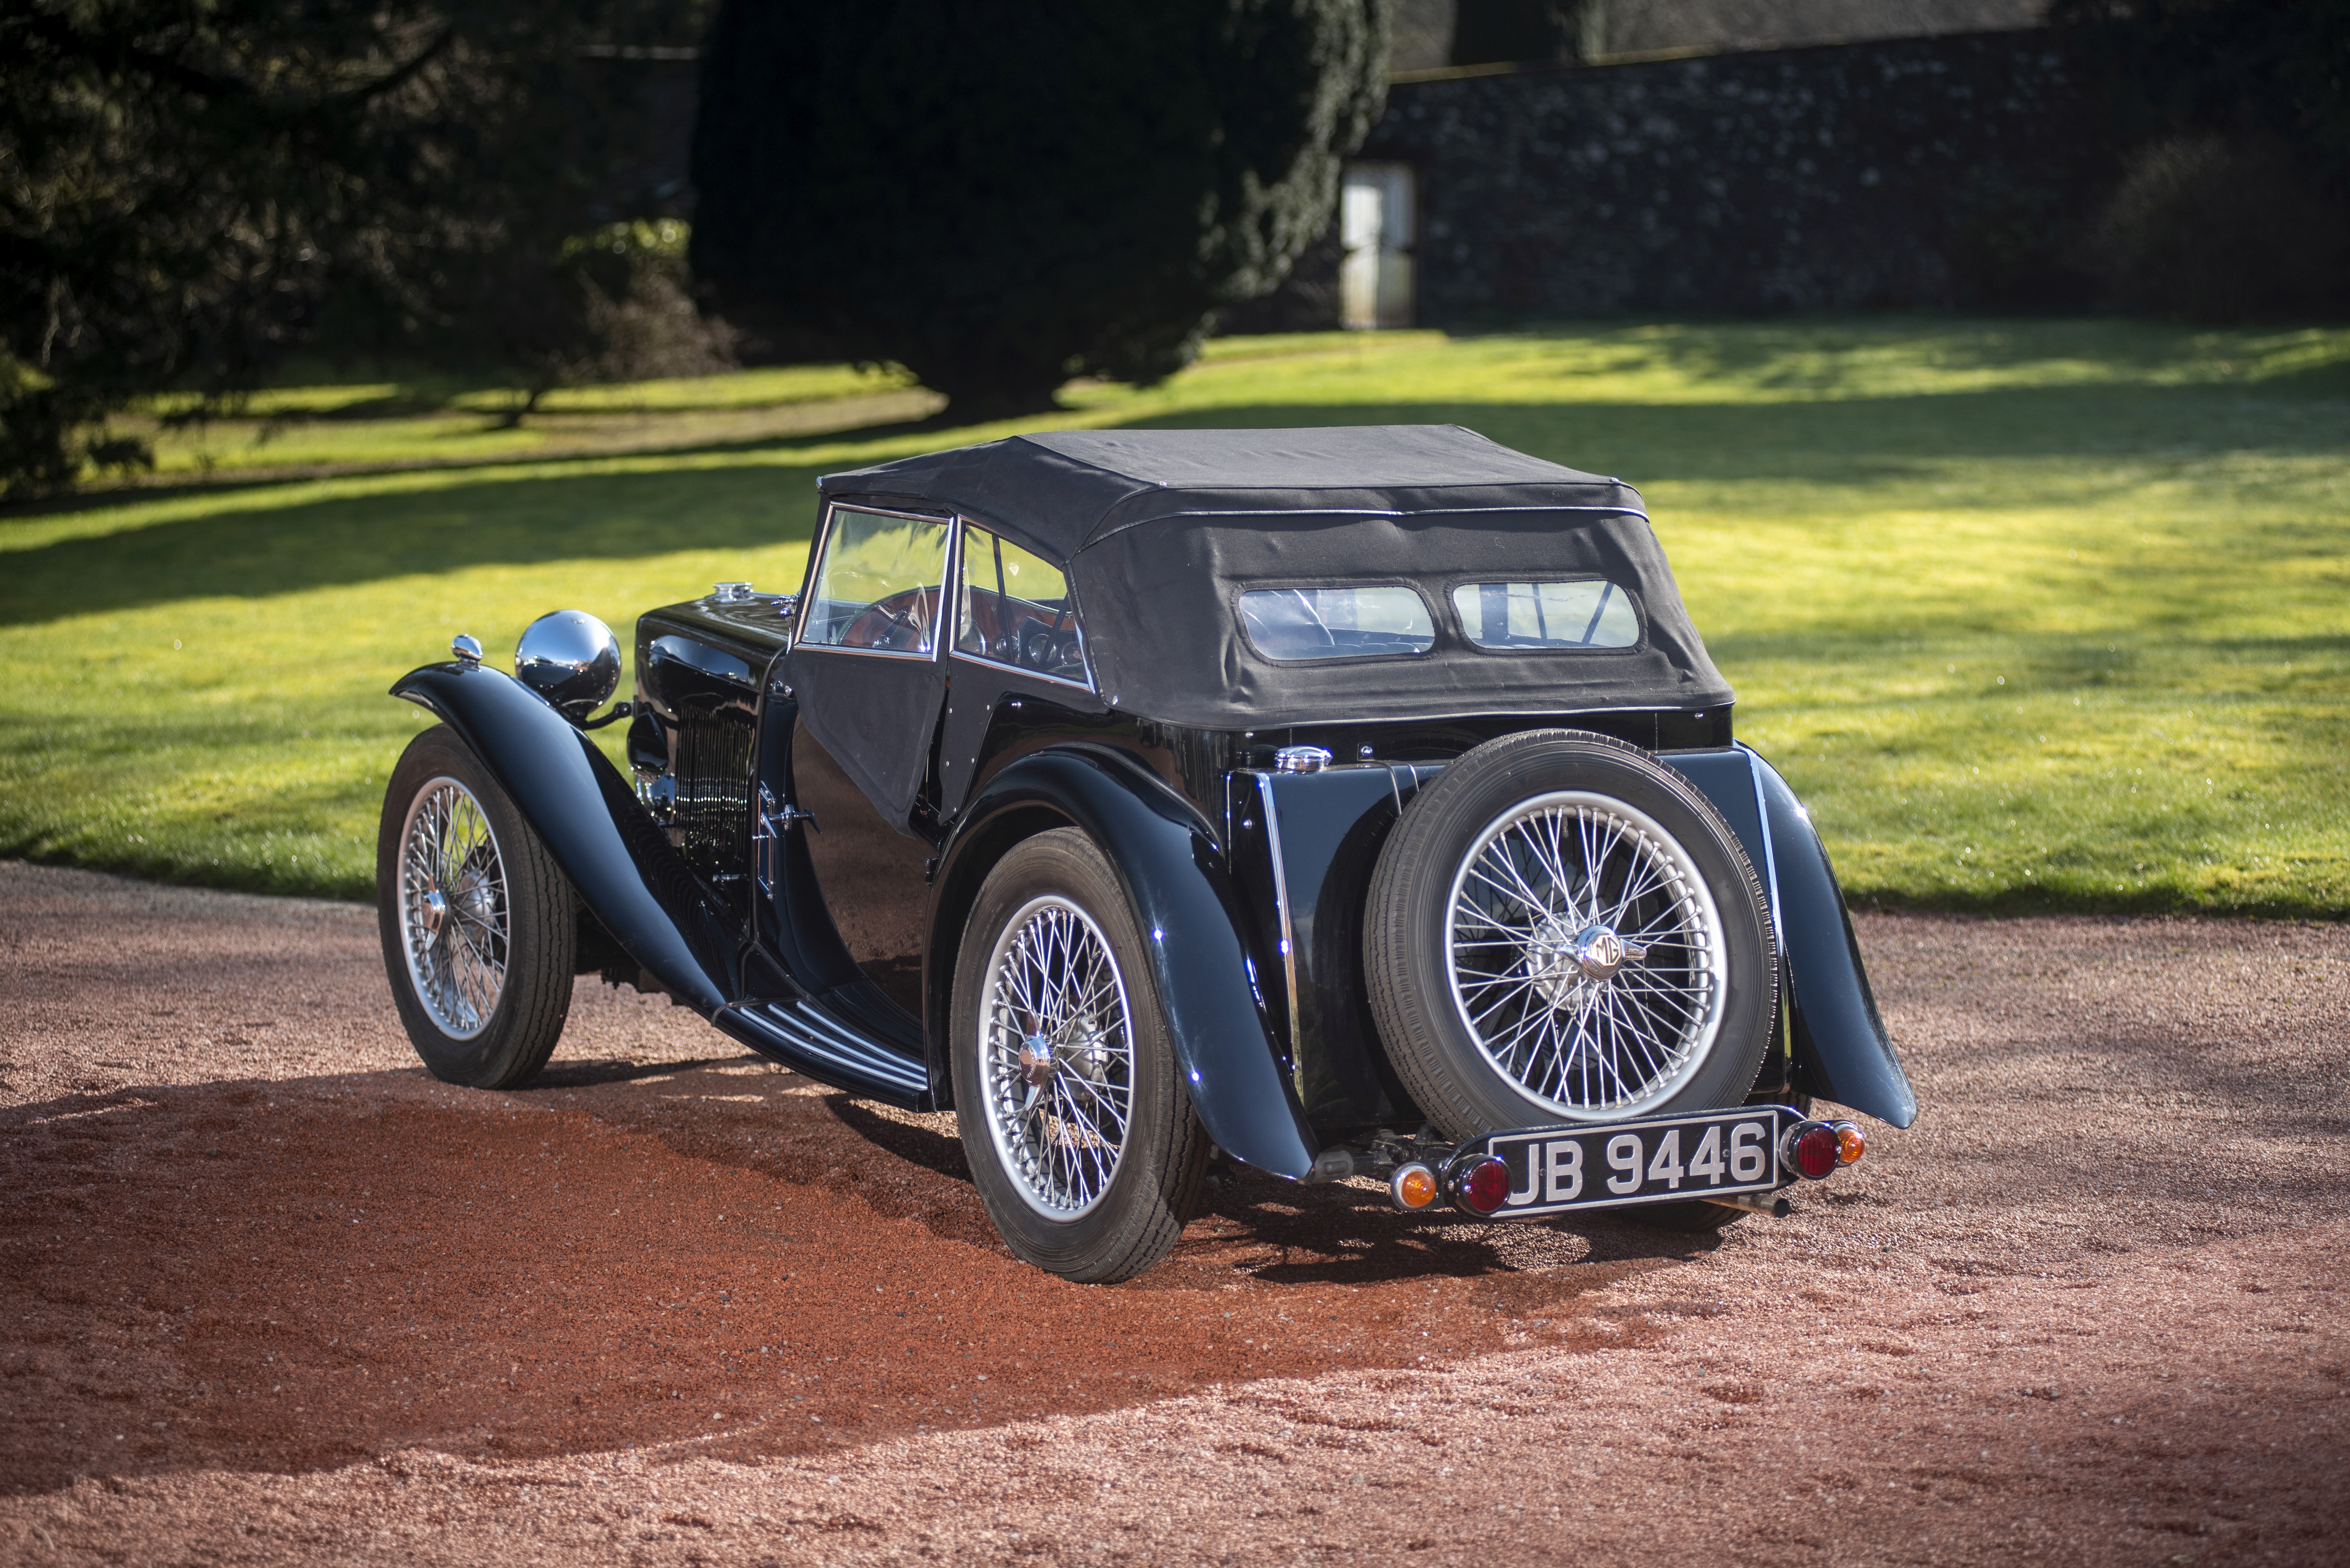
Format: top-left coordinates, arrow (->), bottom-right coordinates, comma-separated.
950,828 -> 1208,1283
376,725 -> 574,1089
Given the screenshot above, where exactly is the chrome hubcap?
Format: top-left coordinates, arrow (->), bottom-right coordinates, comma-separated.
978,897 -> 1134,1218
1018,1032 -> 1059,1089
1573,924 -> 1633,981
1445,791 -> 1728,1119
396,778 -> 509,1041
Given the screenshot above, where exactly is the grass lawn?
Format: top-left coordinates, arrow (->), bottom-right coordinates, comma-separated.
3,318 -> 2345,914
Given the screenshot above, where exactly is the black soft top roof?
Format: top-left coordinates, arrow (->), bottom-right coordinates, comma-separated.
822,425 -> 1631,556
819,426 -> 1733,728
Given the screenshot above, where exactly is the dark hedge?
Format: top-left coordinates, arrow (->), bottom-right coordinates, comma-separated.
2051,0 -> 2350,186
0,0 -> 706,495
689,0 -> 1391,416
2051,0 -> 2350,319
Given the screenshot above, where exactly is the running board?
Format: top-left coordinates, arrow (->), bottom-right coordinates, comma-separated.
714,997 -> 930,1108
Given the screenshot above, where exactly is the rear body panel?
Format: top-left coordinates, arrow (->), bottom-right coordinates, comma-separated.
1223,744 -> 1915,1136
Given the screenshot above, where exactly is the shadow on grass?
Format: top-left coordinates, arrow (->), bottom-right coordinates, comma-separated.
1114,382 -> 2350,479
1490,314 -> 2350,397
0,397 -> 943,529
0,463 -> 826,628
8,377 -> 2346,629
1842,883 -> 2350,921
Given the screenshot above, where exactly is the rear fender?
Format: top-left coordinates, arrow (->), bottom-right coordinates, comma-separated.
929,745 -> 1319,1179
1665,745 -> 1917,1128
391,662 -> 739,1016
1747,749 -> 1917,1127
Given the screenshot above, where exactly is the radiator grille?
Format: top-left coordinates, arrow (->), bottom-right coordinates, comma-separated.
672,711 -> 756,881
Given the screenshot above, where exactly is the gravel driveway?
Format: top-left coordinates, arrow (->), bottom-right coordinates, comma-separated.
2,861 -> 2345,1565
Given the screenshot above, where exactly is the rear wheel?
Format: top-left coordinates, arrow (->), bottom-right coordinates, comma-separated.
951,829 -> 1208,1283
1364,729 -> 1778,1142
376,725 -> 573,1089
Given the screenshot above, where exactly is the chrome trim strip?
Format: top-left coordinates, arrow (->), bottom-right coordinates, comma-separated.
1091,504 -> 1650,537
782,1000 -> 913,1072
1735,743 -> 1787,955
946,650 -> 1096,694
1386,760 -> 1437,818
795,642 -> 940,664
1254,771 -> 1302,1061
824,502 -> 958,527
728,1000 -> 928,1095
751,783 -> 777,896
776,1000 -> 906,1071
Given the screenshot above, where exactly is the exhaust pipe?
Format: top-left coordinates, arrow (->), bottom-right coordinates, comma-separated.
1703,1191 -> 1792,1219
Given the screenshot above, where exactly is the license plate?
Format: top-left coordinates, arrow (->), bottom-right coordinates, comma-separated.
1463,1106 -> 1793,1217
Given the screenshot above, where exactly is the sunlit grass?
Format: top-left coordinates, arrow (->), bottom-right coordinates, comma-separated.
4,316 -> 2345,911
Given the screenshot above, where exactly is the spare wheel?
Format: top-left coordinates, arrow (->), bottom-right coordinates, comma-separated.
1363,729 -> 1778,1141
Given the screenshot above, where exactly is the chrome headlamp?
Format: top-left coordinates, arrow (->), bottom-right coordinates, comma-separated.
514,609 -> 621,722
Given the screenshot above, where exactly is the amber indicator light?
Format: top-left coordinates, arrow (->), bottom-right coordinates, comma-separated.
1833,1120 -> 1866,1166
1391,1163 -> 1439,1211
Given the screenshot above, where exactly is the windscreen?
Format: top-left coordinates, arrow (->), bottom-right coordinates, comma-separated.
801,507 -> 952,655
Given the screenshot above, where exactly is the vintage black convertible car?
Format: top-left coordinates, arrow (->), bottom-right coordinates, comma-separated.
378,425 -> 1915,1281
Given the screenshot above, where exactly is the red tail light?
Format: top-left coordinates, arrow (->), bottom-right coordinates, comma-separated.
1452,1156 -> 1511,1216
1789,1121 -> 1841,1180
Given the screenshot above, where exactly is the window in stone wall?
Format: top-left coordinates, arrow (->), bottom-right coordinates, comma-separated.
1341,162 -> 1417,330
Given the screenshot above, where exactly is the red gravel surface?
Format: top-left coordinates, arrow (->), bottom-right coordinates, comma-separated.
2,860 -> 2345,1565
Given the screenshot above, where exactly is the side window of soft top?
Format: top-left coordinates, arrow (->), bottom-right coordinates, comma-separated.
801,506 -> 952,655
956,523 -> 1089,685
1238,584 -> 1436,661
1450,579 -> 1641,650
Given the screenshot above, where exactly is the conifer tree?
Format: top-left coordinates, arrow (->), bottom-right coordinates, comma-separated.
691,0 -> 1392,417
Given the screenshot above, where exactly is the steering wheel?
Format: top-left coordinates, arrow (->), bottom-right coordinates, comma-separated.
838,586 -> 935,651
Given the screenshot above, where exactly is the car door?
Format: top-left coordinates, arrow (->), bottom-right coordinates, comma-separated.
738,504 -> 954,1102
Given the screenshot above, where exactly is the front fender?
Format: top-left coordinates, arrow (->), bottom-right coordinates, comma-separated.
932,746 -> 1319,1180
390,662 -> 739,1016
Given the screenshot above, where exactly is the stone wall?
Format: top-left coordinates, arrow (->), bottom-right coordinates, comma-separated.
1590,0 -> 2044,59
1230,27 -> 2127,330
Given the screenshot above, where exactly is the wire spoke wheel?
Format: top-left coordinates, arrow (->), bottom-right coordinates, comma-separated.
396,777 -> 510,1041
1366,731 -> 1775,1148
377,727 -> 572,1090
952,829 -> 1207,1283
1445,790 -> 1728,1118
978,895 -> 1136,1218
